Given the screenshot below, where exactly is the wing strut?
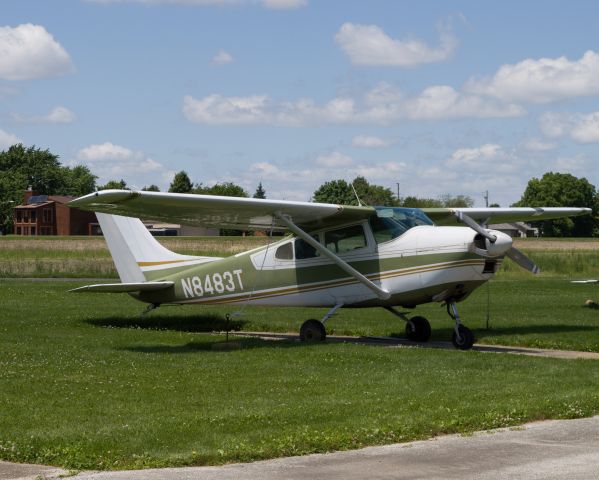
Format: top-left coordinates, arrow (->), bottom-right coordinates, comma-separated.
275,212 -> 391,300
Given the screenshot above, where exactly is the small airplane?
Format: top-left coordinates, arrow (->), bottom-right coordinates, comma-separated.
68,190 -> 591,350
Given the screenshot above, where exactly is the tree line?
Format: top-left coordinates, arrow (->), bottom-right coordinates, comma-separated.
1,144 -> 597,236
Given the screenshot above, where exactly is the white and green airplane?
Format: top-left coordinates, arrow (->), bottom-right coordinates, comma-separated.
68,190 -> 591,350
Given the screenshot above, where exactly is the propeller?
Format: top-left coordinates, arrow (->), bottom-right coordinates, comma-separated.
455,211 -> 541,275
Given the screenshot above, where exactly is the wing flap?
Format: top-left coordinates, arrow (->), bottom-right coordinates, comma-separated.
69,281 -> 174,293
68,190 -> 373,231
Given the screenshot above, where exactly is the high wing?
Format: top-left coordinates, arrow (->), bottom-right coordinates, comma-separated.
423,207 -> 592,226
68,190 -> 374,231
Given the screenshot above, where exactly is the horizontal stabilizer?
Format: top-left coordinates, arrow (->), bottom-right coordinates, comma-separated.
69,281 -> 174,293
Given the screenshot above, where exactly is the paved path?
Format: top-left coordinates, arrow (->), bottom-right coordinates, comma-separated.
234,331 -> 599,360
3,416 -> 599,480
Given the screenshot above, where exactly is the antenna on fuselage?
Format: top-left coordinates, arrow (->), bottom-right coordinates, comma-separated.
350,182 -> 363,207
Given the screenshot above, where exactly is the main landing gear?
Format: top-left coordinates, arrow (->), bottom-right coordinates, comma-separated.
299,304 -> 343,342
384,307 -> 432,343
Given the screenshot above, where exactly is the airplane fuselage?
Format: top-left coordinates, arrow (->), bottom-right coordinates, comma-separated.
134,224 -> 498,309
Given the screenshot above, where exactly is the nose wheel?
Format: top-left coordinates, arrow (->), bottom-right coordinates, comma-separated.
447,301 -> 475,350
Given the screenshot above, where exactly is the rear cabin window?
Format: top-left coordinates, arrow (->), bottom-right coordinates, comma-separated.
324,224 -> 367,254
275,242 -> 293,260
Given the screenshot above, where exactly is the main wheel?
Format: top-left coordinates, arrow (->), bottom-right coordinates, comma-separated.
405,316 -> 432,342
300,319 -> 326,342
451,325 -> 475,350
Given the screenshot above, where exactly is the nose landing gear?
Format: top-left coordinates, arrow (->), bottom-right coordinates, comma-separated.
447,301 -> 475,350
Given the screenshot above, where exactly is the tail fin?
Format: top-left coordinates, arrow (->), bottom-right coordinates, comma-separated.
97,213 -> 219,282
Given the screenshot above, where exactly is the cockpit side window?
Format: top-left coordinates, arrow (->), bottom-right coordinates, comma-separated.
295,234 -> 321,259
369,215 -> 405,244
370,207 -> 434,244
324,224 -> 367,254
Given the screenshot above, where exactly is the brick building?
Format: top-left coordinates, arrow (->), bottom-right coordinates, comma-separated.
13,190 -> 97,236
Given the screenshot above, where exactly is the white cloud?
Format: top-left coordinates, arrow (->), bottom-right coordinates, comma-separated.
539,112 -> 568,138
315,151 -> 353,167
334,22 -> 457,67
520,138 -> 557,152
446,144 -> 518,173
0,129 -> 22,150
12,106 -> 76,124
568,113 -> 599,143
465,50 -> 599,103
261,0 -> 306,9
0,24 -> 74,81
75,142 -> 172,188
552,154 -> 590,174
403,85 -> 524,120
87,0 -> 307,8
540,111 -> 599,143
352,135 -> 391,148
183,82 -> 524,126
77,142 -> 139,162
211,49 -> 234,66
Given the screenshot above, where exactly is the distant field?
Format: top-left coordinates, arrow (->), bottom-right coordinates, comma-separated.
0,235 -> 270,278
0,279 -> 598,469
0,235 -> 597,278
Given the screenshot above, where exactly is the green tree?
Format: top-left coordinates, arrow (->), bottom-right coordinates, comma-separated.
142,184 -> 160,192
313,179 -> 356,205
401,196 -> 443,208
514,172 -> 597,237
62,165 -> 97,197
400,194 -> 473,208
253,182 -> 266,199
439,194 -> 474,208
98,179 -> 128,190
313,177 -> 397,206
0,144 -> 64,194
169,171 -> 193,193
352,176 -> 397,206
195,182 -> 248,197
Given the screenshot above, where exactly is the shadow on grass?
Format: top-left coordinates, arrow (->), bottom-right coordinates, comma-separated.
122,337 -> 304,354
87,313 -> 247,333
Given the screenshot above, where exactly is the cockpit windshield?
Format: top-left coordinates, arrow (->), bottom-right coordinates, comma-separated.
369,207 -> 434,244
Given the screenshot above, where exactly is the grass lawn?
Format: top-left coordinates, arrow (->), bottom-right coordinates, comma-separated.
1,279 -> 599,469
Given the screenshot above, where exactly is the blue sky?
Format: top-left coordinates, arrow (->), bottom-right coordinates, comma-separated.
2,0 -> 599,206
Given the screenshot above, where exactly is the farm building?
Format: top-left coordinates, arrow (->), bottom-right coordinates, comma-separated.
12,189 -> 97,236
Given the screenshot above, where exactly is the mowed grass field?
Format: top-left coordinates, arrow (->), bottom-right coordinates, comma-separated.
0,236 -> 598,469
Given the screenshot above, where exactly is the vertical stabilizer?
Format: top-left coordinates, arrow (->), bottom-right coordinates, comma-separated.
96,213 -> 217,282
